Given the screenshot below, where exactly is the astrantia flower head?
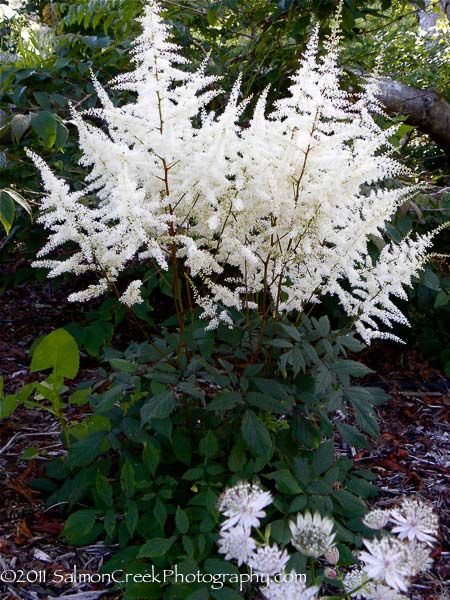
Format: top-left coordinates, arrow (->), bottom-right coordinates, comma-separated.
390,496 -> 439,545
289,512 -> 336,558
248,544 -> 290,576
359,536 -> 410,592
263,571 -> 320,600
217,525 -> 256,566
365,584 -> 409,600
218,481 -> 272,531
405,540 -> 434,576
343,567 -> 373,598
363,508 -> 391,530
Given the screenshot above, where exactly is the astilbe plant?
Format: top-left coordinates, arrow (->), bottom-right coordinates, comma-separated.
28,0 -> 440,343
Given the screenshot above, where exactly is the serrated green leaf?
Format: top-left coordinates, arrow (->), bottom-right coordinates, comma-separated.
143,443 -> 160,476
199,430 -> 219,458
266,469 -> 302,494
336,422 -> 369,449
104,509 -> 116,538
311,441 -> 335,476
141,391 -> 176,422
335,360 -> 373,377
206,391 -> 241,412
63,509 -> 97,544
241,410 -> 272,460
121,461 -> 136,497
96,472 -> 113,506
125,500 -> 139,536
175,507 -> 190,534
137,536 -> 176,558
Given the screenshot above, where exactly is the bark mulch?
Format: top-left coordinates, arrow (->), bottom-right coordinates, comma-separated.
1,282 -> 449,599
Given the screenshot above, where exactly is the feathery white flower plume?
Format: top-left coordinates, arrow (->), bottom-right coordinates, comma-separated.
28,0 -> 441,343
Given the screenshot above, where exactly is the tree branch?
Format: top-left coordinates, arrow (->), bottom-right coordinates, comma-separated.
375,77 -> 450,157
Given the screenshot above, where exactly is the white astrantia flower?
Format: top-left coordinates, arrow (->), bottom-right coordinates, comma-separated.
28,0 -> 442,342
365,584 -> 409,600
324,545 -> 340,564
218,482 -> 273,531
263,571 -> 320,600
289,512 -> 336,558
390,497 -> 439,546
359,536 -> 410,592
363,508 -> 391,530
120,280 -> 144,307
343,567 -> 373,598
248,544 -> 290,576
405,541 -> 434,576
217,525 -> 256,566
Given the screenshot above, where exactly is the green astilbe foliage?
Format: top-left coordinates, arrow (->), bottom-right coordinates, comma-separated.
3,314 -> 388,597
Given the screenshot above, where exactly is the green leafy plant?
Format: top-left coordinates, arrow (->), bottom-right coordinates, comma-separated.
1,328 -> 86,444
5,314 -> 387,598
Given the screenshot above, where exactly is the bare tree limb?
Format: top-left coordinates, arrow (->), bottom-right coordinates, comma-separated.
376,77 -> 450,157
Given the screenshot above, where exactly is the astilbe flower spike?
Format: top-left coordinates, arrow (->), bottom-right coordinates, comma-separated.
28,0 -> 442,343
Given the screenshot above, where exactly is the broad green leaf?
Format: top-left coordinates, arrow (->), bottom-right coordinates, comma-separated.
125,500 -> 139,536
137,536 -> 176,558
311,441 -> 335,476
153,497 -> 167,529
66,431 -> 107,467
199,431 -> 218,458
143,443 -> 160,476
140,391 -> 176,422
241,410 -> 272,460
0,395 -> 19,419
104,509 -> 116,538
335,360 -> 374,377
109,358 -> 138,373
332,489 -> 367,517
228,443 -> 246,473
63,509 -> 97,544
1,188 -> 32,216
206,391 -> 241,412
175,506 -> 190,534
121,461 -> 136,497
31,111 -> 58,147
96,472 -> 113,506
336,422 -> 369,449
11,113 -> 31,143
0,191 -> 15,235
265,469 -> 302,494
55,119 -> 69,149
172,430 -> 192,466
246,391 -> 292,414
30,328 -> 79,379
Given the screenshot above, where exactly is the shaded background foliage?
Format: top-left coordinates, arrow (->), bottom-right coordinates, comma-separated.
0,0 -> 449,358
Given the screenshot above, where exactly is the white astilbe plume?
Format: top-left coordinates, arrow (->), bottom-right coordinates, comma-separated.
28,0 -> 440,342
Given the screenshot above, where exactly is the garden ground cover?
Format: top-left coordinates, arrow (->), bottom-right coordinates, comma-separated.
0,280 -> 448,600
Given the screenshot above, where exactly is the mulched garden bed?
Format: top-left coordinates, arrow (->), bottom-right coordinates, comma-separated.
1,281 -> 449,599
